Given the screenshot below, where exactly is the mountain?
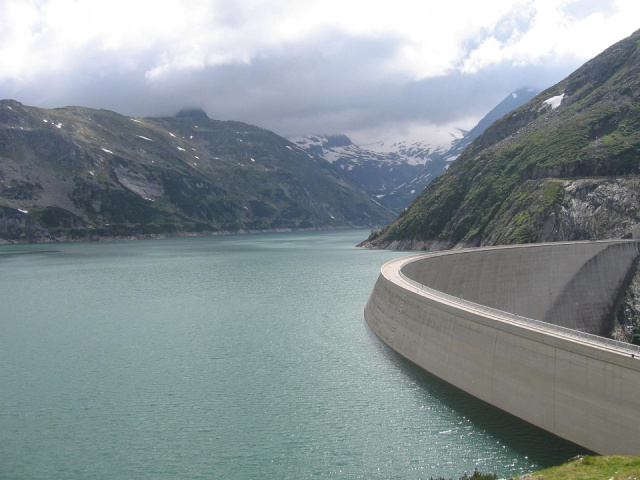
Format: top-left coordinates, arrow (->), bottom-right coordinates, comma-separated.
361,28 -> 640,251
291,131 -> 463,212
0,101 -> 394,243
443,87 -> 540,161
292,88 -> 538,213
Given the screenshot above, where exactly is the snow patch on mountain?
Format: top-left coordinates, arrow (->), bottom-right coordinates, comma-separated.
291,127 -> 464,167
291,130 -> 464,212
543,93 -> 565,109
291,87 -> 540,213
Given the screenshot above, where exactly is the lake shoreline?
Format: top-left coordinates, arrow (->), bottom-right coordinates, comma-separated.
0,224 -> 378,245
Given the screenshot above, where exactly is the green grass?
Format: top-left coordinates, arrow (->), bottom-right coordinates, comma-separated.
540,180 -> 564,210
430,469 -> 497,480
518,455 -> 640,480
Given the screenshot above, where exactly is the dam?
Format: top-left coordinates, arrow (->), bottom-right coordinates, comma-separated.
364,240 -> 640,455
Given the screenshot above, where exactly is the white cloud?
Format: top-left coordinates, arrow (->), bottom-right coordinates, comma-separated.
0,0 -> 638,138
0,1 -> 40,80
460,0 -> 640,73
2,0 -> 638,84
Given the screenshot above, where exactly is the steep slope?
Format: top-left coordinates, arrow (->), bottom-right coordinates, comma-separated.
443,87 -> 540,162
361,28 -> 640,251
0,102 -> 394,242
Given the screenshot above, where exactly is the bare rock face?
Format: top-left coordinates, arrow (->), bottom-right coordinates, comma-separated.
613,261 -> 640,343
554,179 -> 640,241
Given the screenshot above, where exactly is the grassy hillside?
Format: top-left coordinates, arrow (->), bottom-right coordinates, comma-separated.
514,455 -> 640,480
362,29 -> 640,250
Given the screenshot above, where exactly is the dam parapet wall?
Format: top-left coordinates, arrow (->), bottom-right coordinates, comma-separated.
364,240 -> 640,455
400,240 -> 640,335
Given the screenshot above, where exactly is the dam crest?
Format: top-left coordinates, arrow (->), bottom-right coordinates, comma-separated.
364,240 -> 640,455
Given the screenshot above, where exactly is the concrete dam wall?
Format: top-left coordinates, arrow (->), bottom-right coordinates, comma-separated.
364,240 -> 640,455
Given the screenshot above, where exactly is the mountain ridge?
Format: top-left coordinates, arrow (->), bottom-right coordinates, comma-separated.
291,132 -> 459,212
0,100 -> 394,243
292,87 -> 539,212
361,28 -> 640,251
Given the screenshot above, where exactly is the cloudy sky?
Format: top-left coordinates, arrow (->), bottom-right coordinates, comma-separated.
1,0 -> 639,143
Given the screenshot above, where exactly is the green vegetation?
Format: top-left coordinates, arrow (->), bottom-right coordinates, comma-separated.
430,469 -> 497,480
494,179 -> 567,244
429,456 -> 640,480
516,455 -> 640,480
28,206 -> 85,229
541,180 -> 564,207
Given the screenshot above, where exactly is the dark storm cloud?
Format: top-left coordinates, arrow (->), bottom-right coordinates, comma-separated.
146,51 -> 577,137
6,37 -> 578,139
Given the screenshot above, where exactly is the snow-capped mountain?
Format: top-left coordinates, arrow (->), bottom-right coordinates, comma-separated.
291,87 -> 540,213
291,130 -> 465,212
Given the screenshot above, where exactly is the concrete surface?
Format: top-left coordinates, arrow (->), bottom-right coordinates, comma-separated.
364,240 -> 640,455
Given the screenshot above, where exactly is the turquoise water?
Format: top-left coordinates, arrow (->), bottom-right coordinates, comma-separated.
0,230 -> 586,479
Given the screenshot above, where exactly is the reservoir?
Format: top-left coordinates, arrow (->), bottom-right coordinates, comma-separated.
0,230 -> 586,479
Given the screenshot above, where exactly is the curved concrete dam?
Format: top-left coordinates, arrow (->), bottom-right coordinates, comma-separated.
364,240 -> 640,455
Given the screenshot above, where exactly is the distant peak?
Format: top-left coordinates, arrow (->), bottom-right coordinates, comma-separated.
322,134 -> 352,148
1,99 -> 24,108
175,107 -> 209,119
